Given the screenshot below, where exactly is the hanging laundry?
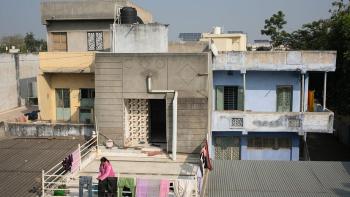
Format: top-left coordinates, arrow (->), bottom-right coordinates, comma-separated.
118,177 -> 136,197
174,179 -> 196,197
196,168 -> 203,194
71,149 -> 80,173
136,178 -> 160,197
61,154 -> 73,172
106,177 -> 118,197
159,179 -> 170,197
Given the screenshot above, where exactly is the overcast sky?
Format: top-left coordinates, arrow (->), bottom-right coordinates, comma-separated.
0,0 -> 334,42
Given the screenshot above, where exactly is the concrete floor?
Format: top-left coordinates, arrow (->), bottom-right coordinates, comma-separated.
66,147 -> 200,196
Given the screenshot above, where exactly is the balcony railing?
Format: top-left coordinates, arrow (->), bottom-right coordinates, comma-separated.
212,110 -> 334,133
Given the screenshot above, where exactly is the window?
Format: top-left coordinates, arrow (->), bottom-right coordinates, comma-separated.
80,88 -> 95,99
87,32 -> 103,51
80,89 -> 95,109
248,137 -> 291,150
51,32 -> 67,52
216,86 -> 244,110
277,86 -> 293,112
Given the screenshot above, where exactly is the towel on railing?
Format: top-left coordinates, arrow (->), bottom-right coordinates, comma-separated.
118,177 -> 135,197
71,149 -> 80,173
174,179 -> 196,197
136,178 -> 160,197
159,179 -> 170,197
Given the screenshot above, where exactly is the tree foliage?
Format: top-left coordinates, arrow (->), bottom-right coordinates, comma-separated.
0,32 -> 47,53
262,0 -> 350,115
261,11 -> 289,48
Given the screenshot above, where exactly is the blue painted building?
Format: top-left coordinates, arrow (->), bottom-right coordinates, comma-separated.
210,51 -> 336,161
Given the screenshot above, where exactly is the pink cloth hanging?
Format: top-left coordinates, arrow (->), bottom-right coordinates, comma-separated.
71,149 -> 80,173
159,179 -> 170,197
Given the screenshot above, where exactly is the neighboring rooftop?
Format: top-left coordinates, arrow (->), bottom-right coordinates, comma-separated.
179,33 -> 202,42
206,160 -> 350,197
40,0 -> 153,24
213,51 -> 337,72
0,137 -> 84,197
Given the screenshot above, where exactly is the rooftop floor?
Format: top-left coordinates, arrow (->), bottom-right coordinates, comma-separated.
0,137 -> 84,197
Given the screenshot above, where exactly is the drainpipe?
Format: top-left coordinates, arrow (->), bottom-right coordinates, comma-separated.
323,72 -> 327,110
147,75 -> 178,161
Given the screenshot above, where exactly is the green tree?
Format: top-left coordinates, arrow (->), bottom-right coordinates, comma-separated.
261,11 -> 289,48
24,32 -> 47,53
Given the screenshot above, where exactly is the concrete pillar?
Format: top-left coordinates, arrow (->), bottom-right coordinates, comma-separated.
323,72 -> 327,110
241,69 -> 246,111
240,135 -> 248,160
14,53 -> 21,107
291,134 -> 300,161
301,72 -> 305,112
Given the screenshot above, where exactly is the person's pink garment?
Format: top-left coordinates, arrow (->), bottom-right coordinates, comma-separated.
97,162 -> 115,181
159,179 -> 170,197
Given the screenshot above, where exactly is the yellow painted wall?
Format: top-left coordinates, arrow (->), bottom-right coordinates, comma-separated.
37,73 -> 94,123
39,52 -> 95,73
200,33 -> 247,51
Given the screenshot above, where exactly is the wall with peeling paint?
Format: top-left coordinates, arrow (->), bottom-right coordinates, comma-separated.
213,71 -> 301,112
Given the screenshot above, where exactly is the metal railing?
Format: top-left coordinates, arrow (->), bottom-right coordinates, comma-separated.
41,135 -> 97,196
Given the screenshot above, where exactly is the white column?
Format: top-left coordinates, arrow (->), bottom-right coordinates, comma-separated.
242,69 -> 246,111
323,72 -> 327,110
172,91 -> 178,161
301,73 -> 305,112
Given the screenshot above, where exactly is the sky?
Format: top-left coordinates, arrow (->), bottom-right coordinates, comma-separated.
0,0 -> 334,42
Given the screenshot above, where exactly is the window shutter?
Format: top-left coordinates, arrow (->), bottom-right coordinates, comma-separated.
216,86 -> 224,110
237,86 -> 244,111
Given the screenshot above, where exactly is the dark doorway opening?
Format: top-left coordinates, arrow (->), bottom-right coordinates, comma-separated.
149,99 -> 166,143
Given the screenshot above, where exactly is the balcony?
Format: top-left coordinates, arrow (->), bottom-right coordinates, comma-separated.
39,52 -> 95,73
212,110 -> 334,133
213,51 -> 336,72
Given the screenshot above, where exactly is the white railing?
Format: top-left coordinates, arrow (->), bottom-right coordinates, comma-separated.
41,135 -> 98,197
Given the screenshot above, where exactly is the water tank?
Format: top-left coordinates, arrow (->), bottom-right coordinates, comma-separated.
120,7 -> 138,24
212,27 -> 222,34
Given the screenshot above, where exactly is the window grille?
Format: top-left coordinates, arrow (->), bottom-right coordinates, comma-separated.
87,32 -> 103,51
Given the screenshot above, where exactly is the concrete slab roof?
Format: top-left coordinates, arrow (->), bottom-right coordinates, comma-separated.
206,160 -> 350,197
213,51 -> 337,72
0,137 -> 84,197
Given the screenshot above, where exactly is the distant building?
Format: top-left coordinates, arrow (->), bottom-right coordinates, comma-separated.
210,51 -> 336,161
200,27 -> 247,51
178,33 -> 202,42
248,39 -> 272,51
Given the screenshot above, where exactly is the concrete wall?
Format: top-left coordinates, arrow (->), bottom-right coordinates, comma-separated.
47,21 -> 112,52
41,0 -> 152,24
213,51 -> 337,72
213,71 -> 301,112
0,54 -> 17,112
39,52 -> 95,73
0,54 -> 39,113
94,53 -> 209,153
4,122 -> 94,137
200,33 -> 247,52
168,41 -> 209,53
212,132 -> 299,161
37,73 -> 95,122
113,24 -> 168,53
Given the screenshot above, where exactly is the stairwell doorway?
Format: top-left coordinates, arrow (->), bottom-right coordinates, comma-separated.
149,99 -> 166,145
